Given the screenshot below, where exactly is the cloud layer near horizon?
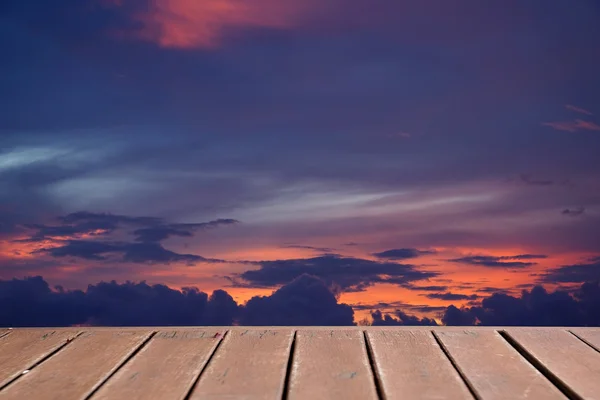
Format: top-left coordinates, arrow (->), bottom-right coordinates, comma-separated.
1,275 -> 599,327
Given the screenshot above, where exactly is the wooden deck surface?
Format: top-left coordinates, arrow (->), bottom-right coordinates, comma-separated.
0,327 -> 598,399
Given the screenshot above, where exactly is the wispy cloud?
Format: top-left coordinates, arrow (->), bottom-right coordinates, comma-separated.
448,254 -> 547,268
543,119 -> 600,132
562,207 -> 585,217
565,104 -> 593,116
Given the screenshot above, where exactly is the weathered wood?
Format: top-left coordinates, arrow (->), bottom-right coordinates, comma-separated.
435,330 -> 566,399
189,329 -> 293,400
505,328 -> 600,399
367,330 -> 473,399
570,328 -> 600,352
0,330 -> 153,400
0,329 -> 80,389
288,330 -> 377,400
0,330 -> 10,339
91,330 -> 223,400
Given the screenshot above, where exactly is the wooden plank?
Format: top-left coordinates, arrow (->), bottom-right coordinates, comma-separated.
366,330 -> 473,399
0,330 -> 153,400
91,330 -> 223,400
0,329 -> 80,389
288,330 -> 377,400
189,329 -> 293,400
570,328 -> 600,352
435,330 -> 566,400
505,328 -> 600,399
0,330 -> 10,339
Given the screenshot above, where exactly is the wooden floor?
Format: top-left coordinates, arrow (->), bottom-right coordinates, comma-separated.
0,327 -> 599,400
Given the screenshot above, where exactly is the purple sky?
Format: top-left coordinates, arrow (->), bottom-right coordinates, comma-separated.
1,0 -> 599,325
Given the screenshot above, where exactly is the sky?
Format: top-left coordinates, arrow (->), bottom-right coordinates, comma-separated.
1,0 -> 600,326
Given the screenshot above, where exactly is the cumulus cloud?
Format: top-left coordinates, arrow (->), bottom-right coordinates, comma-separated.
0,274 -> 354,327
239,274 -> 354,326
442,282 -> 600,326
233,255 -> 438,292
0,276 -> 236,327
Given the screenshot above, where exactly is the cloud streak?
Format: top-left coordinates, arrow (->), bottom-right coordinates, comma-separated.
448,254 -> 547,268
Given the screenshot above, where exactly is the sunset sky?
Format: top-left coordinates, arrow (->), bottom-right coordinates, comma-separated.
1,0 -> 599,325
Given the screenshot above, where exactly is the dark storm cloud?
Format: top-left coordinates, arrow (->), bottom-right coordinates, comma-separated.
442,282 -> 600,326
0,274 -> 355,327
370,310 -> 438,326
372,248 -> 436,260
541,260 -> 600,284
234,255 -> 438,292
448,254 -> 546,268
425,292 -> 479,301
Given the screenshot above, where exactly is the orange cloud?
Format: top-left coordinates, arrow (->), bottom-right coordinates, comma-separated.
134,0 -> 313,48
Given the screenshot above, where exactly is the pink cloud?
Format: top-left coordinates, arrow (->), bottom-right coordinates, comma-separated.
132,0 -> 316,48
543,119 -> 600,133
565,104 -> 593,115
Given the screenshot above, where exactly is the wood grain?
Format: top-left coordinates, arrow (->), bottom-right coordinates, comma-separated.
0,330 -> 153,400
189,329 -> 293,400
505,328 -> 600,399
570,328 -> 600,352
0,329 -> 80,389
288,330 -> 377,400
91,330 -> 223,400
435,330 -> 566,400
367,330 -> 473,399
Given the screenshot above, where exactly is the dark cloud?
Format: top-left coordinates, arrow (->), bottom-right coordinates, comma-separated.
477,286 -> 511,294
239,274 -> 354,326
405,284 -> 449,292
541,260 -> 600,284
519,174 -> 555,186
562,207 -> 585,217
372,248 -> 436,260
0,276 -> 236,327
370,310 -> 438,326
235,255 -> 438,292
448,254 -> 545,268
280,244 -> 336,253
425,292 -> 479,301
0,274 -> 356,327
19,212 -> 237,264
442,282 -> 600,326
133,219 -> 239,243
36,239 -> 221,265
